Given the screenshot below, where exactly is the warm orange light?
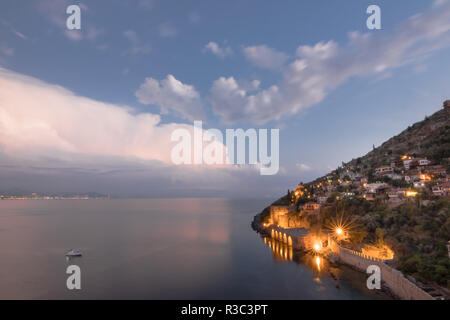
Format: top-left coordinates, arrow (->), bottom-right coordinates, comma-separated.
336,228 -> 343,235
315,256 -> 321,271
313,243 -> 321,252
406,190 -> 418,197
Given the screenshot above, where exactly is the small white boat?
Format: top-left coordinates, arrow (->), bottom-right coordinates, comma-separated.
65,249 -> 82,257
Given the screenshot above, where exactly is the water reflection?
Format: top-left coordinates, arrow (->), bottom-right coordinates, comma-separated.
262,236 -> 331,277
264,237 -> 293,261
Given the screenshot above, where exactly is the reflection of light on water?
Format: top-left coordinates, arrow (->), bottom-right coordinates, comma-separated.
263,237 -> 293,262
262,236 -> 331,277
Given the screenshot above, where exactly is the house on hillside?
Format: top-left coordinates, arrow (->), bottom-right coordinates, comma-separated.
413,181 -> 426,188
385,173 -> 403,180
405,170 -> 421,182
426,165 -> 446,177
375,166 -> 394,176
391,160 -> 403,168
302,202 -> 321,214
432,183 -> 450,196
444,100 -> 450,108
365,182 -> 389,194
403,158 -> 414,170
417,158 -> 431,166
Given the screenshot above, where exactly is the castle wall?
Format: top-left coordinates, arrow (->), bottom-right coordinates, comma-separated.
269,206 -> 290,226
269,205 -> 310,229
264,212 -> 434,300
337,247 -> 433,300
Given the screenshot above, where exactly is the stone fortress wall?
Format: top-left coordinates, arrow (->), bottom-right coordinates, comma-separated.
337,247 -> 434,300
266,205 -> 434,300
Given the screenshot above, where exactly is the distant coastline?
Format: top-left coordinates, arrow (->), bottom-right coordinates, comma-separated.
0,192 -> 109,200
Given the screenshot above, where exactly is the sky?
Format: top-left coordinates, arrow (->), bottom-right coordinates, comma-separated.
0,0 -> 450,198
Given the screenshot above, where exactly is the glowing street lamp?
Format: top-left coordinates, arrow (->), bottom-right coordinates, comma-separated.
336,228 -> 343,236
313,243 -> 321,252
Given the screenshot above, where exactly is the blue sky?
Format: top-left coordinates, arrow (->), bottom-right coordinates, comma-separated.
0,0 -> 449,197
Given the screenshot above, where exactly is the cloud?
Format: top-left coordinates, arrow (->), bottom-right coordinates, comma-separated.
0,68 -> 292,198
0,67 -> 204,164
0,20 -> 27,40
212,1 -> 450,124
296,163 -> 311,171
203,42 -> 233,58
243,45 -> 289,70
136,75 -> 204,121
211,76 -> 282,124
157,22 -> 177,38
123,30 -> 151,55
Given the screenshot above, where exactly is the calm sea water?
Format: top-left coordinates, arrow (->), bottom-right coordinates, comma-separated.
0,198 -> 391,299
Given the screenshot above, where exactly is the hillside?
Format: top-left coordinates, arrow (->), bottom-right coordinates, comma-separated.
253,100 -> 450,292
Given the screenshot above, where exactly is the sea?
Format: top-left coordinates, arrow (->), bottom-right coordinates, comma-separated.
0,198 -> 391,299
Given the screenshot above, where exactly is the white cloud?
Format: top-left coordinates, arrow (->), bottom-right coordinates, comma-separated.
296,163 -> 311,171
211,76 -> 281,124
0,67 -> 210,164
203,42 -> 233,58
0,68 -> 293,198
157,22 -> 178,38
123,30 -> 151,55
243,45 -> 289,70
212,1 -> 450,124
136,75 -> 203,121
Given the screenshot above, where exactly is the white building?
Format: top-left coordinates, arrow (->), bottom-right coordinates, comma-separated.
365,182 -> 389,193
413,181 -> 426,188
417,158 -> 430,166
375,166 -> 394,175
